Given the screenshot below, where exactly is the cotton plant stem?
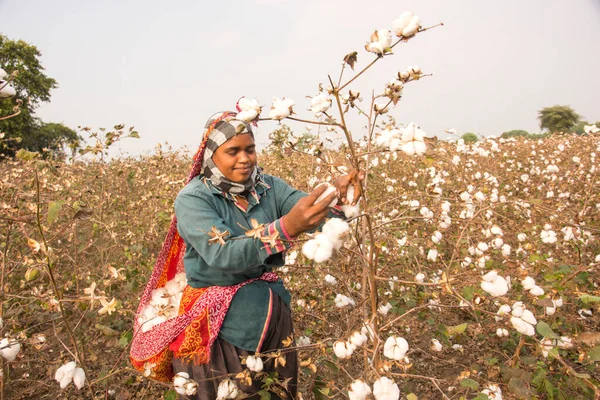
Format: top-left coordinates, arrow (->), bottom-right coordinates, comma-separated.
34,170 -> 96,399
0,223 -> 11,400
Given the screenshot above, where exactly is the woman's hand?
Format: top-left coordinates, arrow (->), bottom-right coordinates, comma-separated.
283,185 -> 337,237
333,169 -> 365,206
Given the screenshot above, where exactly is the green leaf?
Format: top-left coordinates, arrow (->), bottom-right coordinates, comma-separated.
579,294 -> 600,304
406,394 -> 418,400
258,390 -> 272,400
460,378 -> 479,390
473,394 -> 490,400
118,331 -> 133,348
587,346 -> 600,362
164,389 -> 177,400
536,321 -> 560,339
447,323 -> 468,336
15,149 -> 39,161
47,200 -> 65,226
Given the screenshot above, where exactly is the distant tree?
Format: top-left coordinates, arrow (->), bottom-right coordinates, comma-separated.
461,132 -> 478,143
0,34 -> 79,158
537,105 -> 580,134
23,122 -> 80,158
501,130 -> 530,138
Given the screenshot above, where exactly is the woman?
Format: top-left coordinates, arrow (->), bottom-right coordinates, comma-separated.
131,110 -> 362,399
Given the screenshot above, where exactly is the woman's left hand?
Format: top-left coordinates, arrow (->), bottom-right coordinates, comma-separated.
333,169 -> 365,206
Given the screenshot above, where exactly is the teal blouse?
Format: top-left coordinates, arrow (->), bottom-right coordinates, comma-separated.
174,173 -> 342,351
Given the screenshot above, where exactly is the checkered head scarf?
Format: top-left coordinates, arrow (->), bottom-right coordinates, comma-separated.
201,111 -> 260,196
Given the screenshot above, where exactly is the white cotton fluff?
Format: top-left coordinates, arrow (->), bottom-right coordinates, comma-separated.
529,285 -> 545,296
0,68 -> 7,79
480,271 -> 509,297
216,379 -> 239,400
302,233 -> 334,263
365,29 -> 392,55
415,273 -> 425,283
314,183 -> 338,208
268,97 -> 295,120
55,361 -> 77,389
72,368 -> 86,390
495,304 -> 512,322
427,249 -> 438,262
431,339 -> 443,352
137,274 -> 187,332
324,274 -> 338,285
0,81 -> 16,98
236,98 -> 261,122
482,384 -> 503,400
333,340 -> 354,359
373,376 -> 400,400
348,379 -> 372,400
510,302 -> 537,336
334,293 -> 356,308
378,302 -> 393,315
521,276 -> 536,290
246,355 -> 264,372
311,93 -> 332,116
349,331 -> 368,348
341,186 -> 360,218
383,336 -> 409,360
0,338 -> 20,361
322,218 -> 351,243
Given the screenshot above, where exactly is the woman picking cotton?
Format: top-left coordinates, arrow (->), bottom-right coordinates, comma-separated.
131,110 -> 362,399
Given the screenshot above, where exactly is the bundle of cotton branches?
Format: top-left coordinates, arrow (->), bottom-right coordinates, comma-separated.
137,272 -> 187,332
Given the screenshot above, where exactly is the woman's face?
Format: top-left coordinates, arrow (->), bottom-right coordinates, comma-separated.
212,133 -> 257,183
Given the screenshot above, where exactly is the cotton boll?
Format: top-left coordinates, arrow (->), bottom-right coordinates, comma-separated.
427,249 -> 438,262
415,273 -> 425,283
373,376 -> 400,400
529,285 -> 545,296
378,302 -> 393,315
322,218 -> 350,240
392,11 -> 414,36
73,368 -> 86,390
482,270 -> 498,282
55,361 -> 77,389
349,331 -> 368,348
246,355 -> 264,372
348,379 -> 372,400
150,288 -> 169,307
335,293 -> 355,308
164,279 -> 182,296
333,340 -> 354,359
383,336 -> 409,360
302,234 -> 334,263
521,276 -> 536,290
324,274 -> 337,285
431,339 -> 443,352
314,183 -> 338,207
520,310 -> 537,325
0,338 -> 20,361
216,379 -> 239,400
432,231 -> 442,244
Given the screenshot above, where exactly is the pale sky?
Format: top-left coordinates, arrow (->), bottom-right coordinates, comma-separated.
1,0 -> 599,156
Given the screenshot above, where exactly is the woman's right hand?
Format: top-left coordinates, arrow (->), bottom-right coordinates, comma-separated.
283,185 -> 337,237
